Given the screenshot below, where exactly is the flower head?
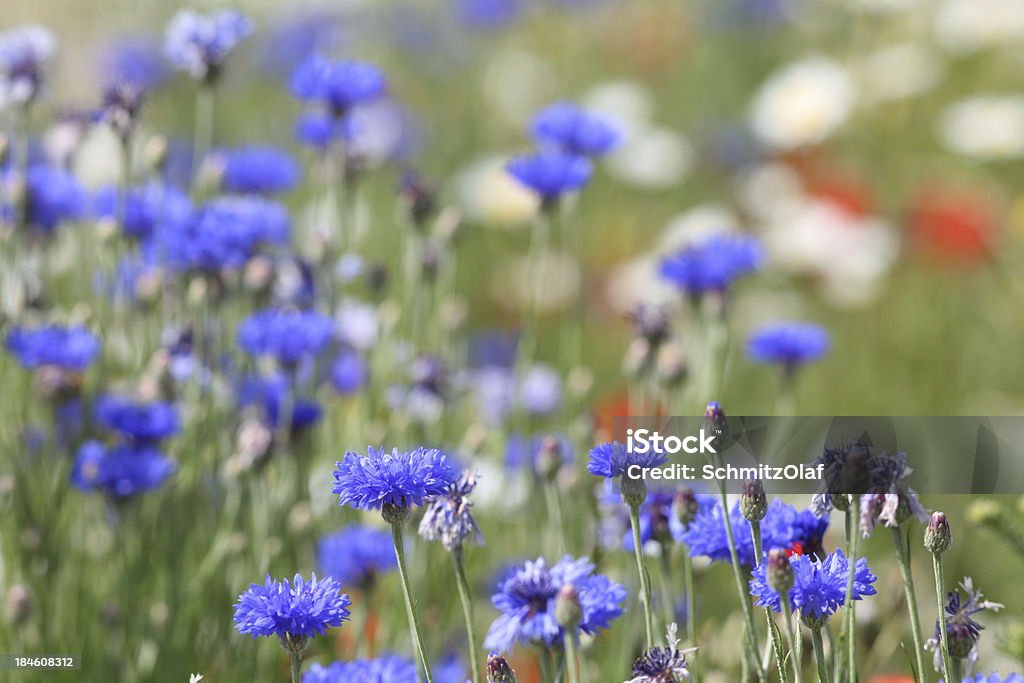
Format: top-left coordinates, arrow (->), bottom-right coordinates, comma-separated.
220,145 -> 300,195
0,25 -> 56,107
926,578 -> 1003,668
95,395 -> 180,443
99,38 -> 168,93
746,322 -> 830,371
530,101 -> 623,157
483,555 -> 626,652
164,9 -> 252,81
658,234 -> 763,299
22,165 -> 88,231
588,441 -> 667,480
302,655 -> 418,683
237,372 -> 322,431
332,446 -> 458,512
71,440 -> 176,498
506,151 -> 592,206
330,351 -> 367,396
419,469 -> 484,551
233,573 -> 350,645
950,675 -> 1024,683
5,325 -> 99,370
238,308 -> 334,365
317,525 -> 397,590
94,182 -> 191,241
750,548 -> 877,625
629,623 -> 693,682
291,56 -> 387,115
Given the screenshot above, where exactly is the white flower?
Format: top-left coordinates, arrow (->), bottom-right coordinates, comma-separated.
189,675 -> 204,683
583,80 -> 655,138
335,299 -> 378,351
749,57 -> 855,151
939,96 -> 1024,160
843,0 -> 921,13
855,44 -> 943,104
604,255 -> 678,316
934,0 -> 1024,55
456,156 -> 539,228
606,126 -> 693,190
658,204 -> 739,254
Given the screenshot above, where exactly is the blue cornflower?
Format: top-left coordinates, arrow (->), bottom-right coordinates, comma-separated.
681,499 -> 829,566
749,548 -> 877,625
926,578 -> 1003,669
233,573 -> 351,647
330,351 -> 367,396
588,441 -> 667,480
291,56 -> 387,115
332,446 -> 458,513
99,37 -> 168,93
455,0 -> 527,29
71,440 -> 176,498
505,433 -> 573,478
658,234 -> 763,298
317,525 -> 397,590
531,101 -> 623,157
483,555 -> 626,651
746,322 -> 830,371
164,9 -> 252,82
237,373 -> 322,431
629,623 -> 693,683
238,308 -> 334,366
294,111 -> 353,150
519,364 -> 563,416
219,145 -> 301,195
23,165 -> 88,231
302,655 -> 418,683
419,469 -> 484,551
5,325 -> 99,370
94,394 -> 180,443
94,182 -> 191,241
950,675 -> 1024,683
506,151 -> 592,206
158,195 -> 289,271
0,25 -> 56,107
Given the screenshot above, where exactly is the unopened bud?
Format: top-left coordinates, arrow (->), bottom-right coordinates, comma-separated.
382,502 -> 411,526
4,585 -> 32,626
536,435 -> 563,481
924,511 -> 952,555
555,584 -> 582,630
622,338 -> 652,380
621,471 -> 648,508
741,479 -> 767,521
486,652 -> 517,683
767,549 -> 794,594
673,487 -> 699,528
704,401 -> 729,448
655,343 -> 687,388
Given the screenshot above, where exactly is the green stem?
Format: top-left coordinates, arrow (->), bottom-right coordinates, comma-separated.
543,478 -> 567,556
290,650 -> 302,683
752,521 -> 790,683
452,546 -> 482,683
628,503 -> 656,649
716,485 -> 766,682
783,600 -> 803,683
657,545 -> 675,632
811,627 -> 831,683
931,552 -> 954,683
391,523 -> 434,683
681,546 -> 701,683
891,527 -> 928,683
563,631 -> 581,683
191,84 -> 214,194
538,647 -> 555,683
517,211 -> 550,373
843,502 -> 860,683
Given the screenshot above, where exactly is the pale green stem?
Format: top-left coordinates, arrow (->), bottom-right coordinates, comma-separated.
563,631 -> 581,683
842,502 -> 860,683
681,547 -> 701,683
931,552 -> 954,683
543,478 -> 567,556
783,600 -> 803,683
627,502 -> 656,649
538,647 -> 556,683
452,546 -> 482,683
752,521 -> 790,683
811,627 -> 831,683
290,651 -> 302,683
891,527 -> 928,683
391,523 -> 434,683
516,211 -> 550,373
657,545 -> 675,632
191,84 -> 214,194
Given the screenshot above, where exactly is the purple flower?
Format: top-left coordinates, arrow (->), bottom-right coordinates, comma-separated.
483,555 -> 626,651
291,56 -> 387,115
531,101 -> 623,157
926,578 -> 1003,669
658,234 -> 763,298
233,573 -> 350,641
630,623 -> 693,683
5,325 -> 99,370
506,151 -> 592,204
220,145 -> 300,195
94,395 -> 180,443
418,469 -> 484,551
22,165 -> 88,231
332,446 -> 458,511
0,25 -> 56,107
93,182 -> 191,241
302,655 -> 418,683
951,675 -> 1024,683
164,9 -> 252,81
746,322 -> 830,370
317,525 -> 397,589
238,308 -> 334,365
99,37 -> 168,92
749,548 -> 877,623
330,351 -> 367,396
588,441 -> 667,480
237,373 -> 322,431
71,440 -> 176,498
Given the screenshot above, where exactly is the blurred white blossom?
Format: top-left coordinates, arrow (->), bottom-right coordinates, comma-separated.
939,96 -> 1024,160
934,0 -> 1024,54
606,127 -> 693,190
658,204 -> 739,254
456,156 -> 539,227
856,44 -> 943,104
750,57 -> 855,151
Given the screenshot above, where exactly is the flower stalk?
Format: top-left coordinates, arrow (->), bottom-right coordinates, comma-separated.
391,522 -> 435,683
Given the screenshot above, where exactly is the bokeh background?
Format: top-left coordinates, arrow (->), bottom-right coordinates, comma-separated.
3,0 -> 1024,681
